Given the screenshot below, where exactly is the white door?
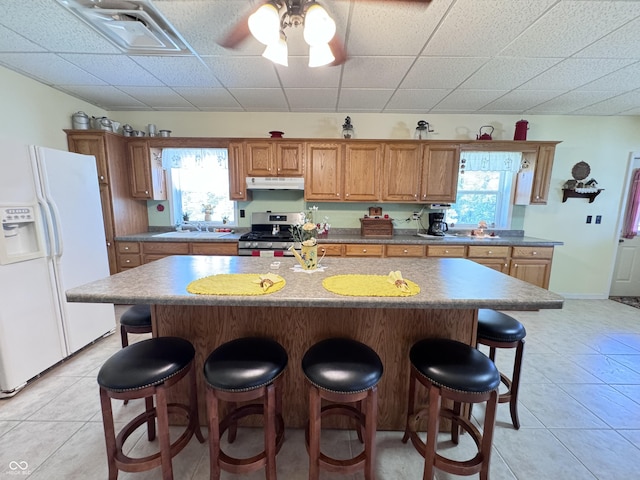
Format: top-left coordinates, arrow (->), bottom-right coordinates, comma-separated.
610,153 -> 640,297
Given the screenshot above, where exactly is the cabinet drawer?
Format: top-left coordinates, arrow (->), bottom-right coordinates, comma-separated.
344,244 -> 384,257
142,242 -> 190,255
117,254 -> 141,268
467,246 -> 510,258
426,245 -> 466,257
318,244 -> 343,256
191,243 -> 238,255
385,245 -> 425,257
511,246 -> 553,259
117,241 -> 140,254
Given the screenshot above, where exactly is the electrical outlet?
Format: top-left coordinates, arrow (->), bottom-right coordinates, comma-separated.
586,215 -> 592,224
595,215 -> 602,224
240,209 -> 245,218
412,213 -> 421,220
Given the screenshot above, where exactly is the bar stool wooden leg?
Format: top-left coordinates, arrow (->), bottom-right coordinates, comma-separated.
155,385 -> 173,480
364,386 -> 377,480
206,387 -> 222,480
308,385 -> 322,480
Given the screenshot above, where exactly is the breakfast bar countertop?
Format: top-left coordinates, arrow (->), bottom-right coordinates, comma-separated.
66,255 -> 564,311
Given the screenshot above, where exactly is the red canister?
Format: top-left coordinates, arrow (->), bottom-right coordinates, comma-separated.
514,120 -> 529,140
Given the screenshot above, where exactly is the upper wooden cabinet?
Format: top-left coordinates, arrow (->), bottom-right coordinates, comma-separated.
228,141 -> 250,201
246,140 -> 304,177
381,143 -> 422,202
128,140 -> 166,200
514,144 -> 556,205
420,143 -> 460,203
305,143 -> 343,201
343,143 -> 382,202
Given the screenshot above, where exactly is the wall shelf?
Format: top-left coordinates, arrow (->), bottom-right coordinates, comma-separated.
562,188 -> 603,203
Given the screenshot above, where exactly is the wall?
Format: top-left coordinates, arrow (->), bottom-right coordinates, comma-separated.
2,65 -> 638,299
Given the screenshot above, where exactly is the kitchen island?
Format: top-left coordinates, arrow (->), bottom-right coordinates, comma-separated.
66,255 -> 563,430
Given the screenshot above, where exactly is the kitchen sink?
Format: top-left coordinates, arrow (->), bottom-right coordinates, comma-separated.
153,231 -> 231,239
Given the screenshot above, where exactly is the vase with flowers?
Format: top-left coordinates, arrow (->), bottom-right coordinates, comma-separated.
289,206 -> 328,270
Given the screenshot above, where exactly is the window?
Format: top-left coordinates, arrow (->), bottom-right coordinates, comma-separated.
446,152 -> 521,229
162,148 -> 236,225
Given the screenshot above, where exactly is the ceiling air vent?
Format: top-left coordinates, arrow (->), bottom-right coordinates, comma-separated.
56,0 -> 197,56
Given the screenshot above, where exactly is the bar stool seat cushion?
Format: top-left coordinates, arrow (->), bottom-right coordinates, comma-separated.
302,338 -> 383,393
119,304 -> 152,328
98,337 -> 194,392
204,337 -> 287,392
410,338 -> 500,393
477,309 -> 527,343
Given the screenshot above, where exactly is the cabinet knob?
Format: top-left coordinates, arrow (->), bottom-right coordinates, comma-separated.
145,190 -> 149,195
346,193 -> 349,197
336,193 -> 340,196
445,250 -> 449,254
106,242 -> 111,246
532,251 -> 537,255
124,246 -> 129,250
514,263 -> 518,267
125,259 -> 131,264
362,249 -> 367,253
403,249 -> 408,254
99,175 -> 105,181
488,250 -> 493,255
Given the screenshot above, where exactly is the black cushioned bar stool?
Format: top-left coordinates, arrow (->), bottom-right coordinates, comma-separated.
119,304 -> 152,348
477,309 -> 527,429
97,336 -> 205,480
203,337 -> 287,480
402,338 -> 500,480
302,338 -> 383,480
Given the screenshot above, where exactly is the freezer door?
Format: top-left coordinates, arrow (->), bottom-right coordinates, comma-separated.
33,147 -> 115,353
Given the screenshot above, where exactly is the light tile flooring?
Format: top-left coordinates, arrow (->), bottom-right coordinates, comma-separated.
1,300 -> 640,479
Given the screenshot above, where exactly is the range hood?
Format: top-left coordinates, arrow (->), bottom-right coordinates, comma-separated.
246,177 -> 305,190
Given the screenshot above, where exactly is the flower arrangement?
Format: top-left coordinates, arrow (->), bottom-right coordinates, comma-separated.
291,206 -> 330,246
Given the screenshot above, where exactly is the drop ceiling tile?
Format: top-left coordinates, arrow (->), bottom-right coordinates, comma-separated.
433,89 -> 508,111
131,55 -> 221,87
519,58 -> 635,91
275,57 -> 341,88
59,54 -> 164,87
228,88 -> 290,111
55,86 -> 148,110
0,53 -> 105,86
172,87 -> 242,110
0,0 -> 119,53
347,0 -> 455,56
460,57 -> 563,90
285,89 -> 338,111
337,89 -> 394,111
202,56 -> 281,88
576,16 -> 640,59
526,90 -> 622,114
572,90 -> 640,115
577,61 -> 640,92
423,0 -> 556,57
402,57 -> 488,89
0,25 -> 46,52
480,90 -> 565,112
385,89 -> 450,111
501,1 -> 640,58
341,57 -> 415,89
117,86 -> 195,109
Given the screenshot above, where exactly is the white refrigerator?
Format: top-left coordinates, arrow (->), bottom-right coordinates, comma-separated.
0,139 -> 115,397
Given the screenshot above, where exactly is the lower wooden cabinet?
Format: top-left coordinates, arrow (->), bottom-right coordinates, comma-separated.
467,245 -> 510,274
344,244 -> 384,257
509,246 -> 553,289
191,243 -> 238,255
426,245 -> 466,257
318,244 -> 344,257
116,241 -> 236,271
385,244 -> 425,257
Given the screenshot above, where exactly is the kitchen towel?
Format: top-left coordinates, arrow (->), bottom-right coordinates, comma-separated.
187,273 -> 285,295
322,274 -> 420,297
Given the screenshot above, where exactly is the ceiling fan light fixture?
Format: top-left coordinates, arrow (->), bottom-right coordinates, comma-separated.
303,3 -> 336,46
262,31 -> 289,66
308,42 -> 335,67
248,2 -> 281,46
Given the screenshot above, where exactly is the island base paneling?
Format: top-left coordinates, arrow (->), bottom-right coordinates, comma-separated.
152,304 -> 477,431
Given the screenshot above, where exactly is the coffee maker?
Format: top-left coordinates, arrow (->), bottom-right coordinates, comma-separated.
427,212 -> 448,236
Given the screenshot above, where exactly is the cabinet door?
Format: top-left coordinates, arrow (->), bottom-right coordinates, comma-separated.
99,184 -> 117,274
385,244 -> 425,257
420,144 -> 460,202
228,141 -> 250,200
305,143 -> 343,201
276,142 -> 304,176
129,140 -> 166,200
426,245 -> 466,257
344,244 -> 384,257
382,143 -> 421,202
191,243 -> 238,255
472,258 -> 510,274
530,145 -> 555,205
344,143 -> 382,201
66,133 -> 109,185
509,259 -> 551,289
318,244 -> 343,257
246,142 -> 274,176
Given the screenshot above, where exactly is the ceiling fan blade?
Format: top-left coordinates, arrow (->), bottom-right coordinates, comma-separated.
329,35 -> 347,66
218,7 -> 256,49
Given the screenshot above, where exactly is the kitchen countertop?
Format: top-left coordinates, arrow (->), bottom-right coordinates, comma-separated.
66,255 -> 564,310
116,231 -> 563,247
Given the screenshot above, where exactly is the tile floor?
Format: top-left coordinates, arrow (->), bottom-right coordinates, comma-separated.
1,300 -> 640,479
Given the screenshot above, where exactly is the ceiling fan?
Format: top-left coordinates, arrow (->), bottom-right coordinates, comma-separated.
219,0 -> 432,67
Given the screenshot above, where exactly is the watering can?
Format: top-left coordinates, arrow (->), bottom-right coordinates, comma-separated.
289,243 -> 323,270
476,126 -> 494,140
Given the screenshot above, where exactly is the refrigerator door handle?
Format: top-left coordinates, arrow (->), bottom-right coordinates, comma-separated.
31,149 -> 64,257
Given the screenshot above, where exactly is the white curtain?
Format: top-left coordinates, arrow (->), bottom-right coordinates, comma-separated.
460,151 -> 523,172
161,148 -> 227,169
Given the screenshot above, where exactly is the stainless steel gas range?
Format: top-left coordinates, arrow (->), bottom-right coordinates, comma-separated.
238,212 -> 304,257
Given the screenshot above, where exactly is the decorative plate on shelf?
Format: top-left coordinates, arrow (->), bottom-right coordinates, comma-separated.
571,161 -> 591,181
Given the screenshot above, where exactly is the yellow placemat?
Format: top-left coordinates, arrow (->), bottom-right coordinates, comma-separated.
322,274 -> 420,297
187,273 -> 285,296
